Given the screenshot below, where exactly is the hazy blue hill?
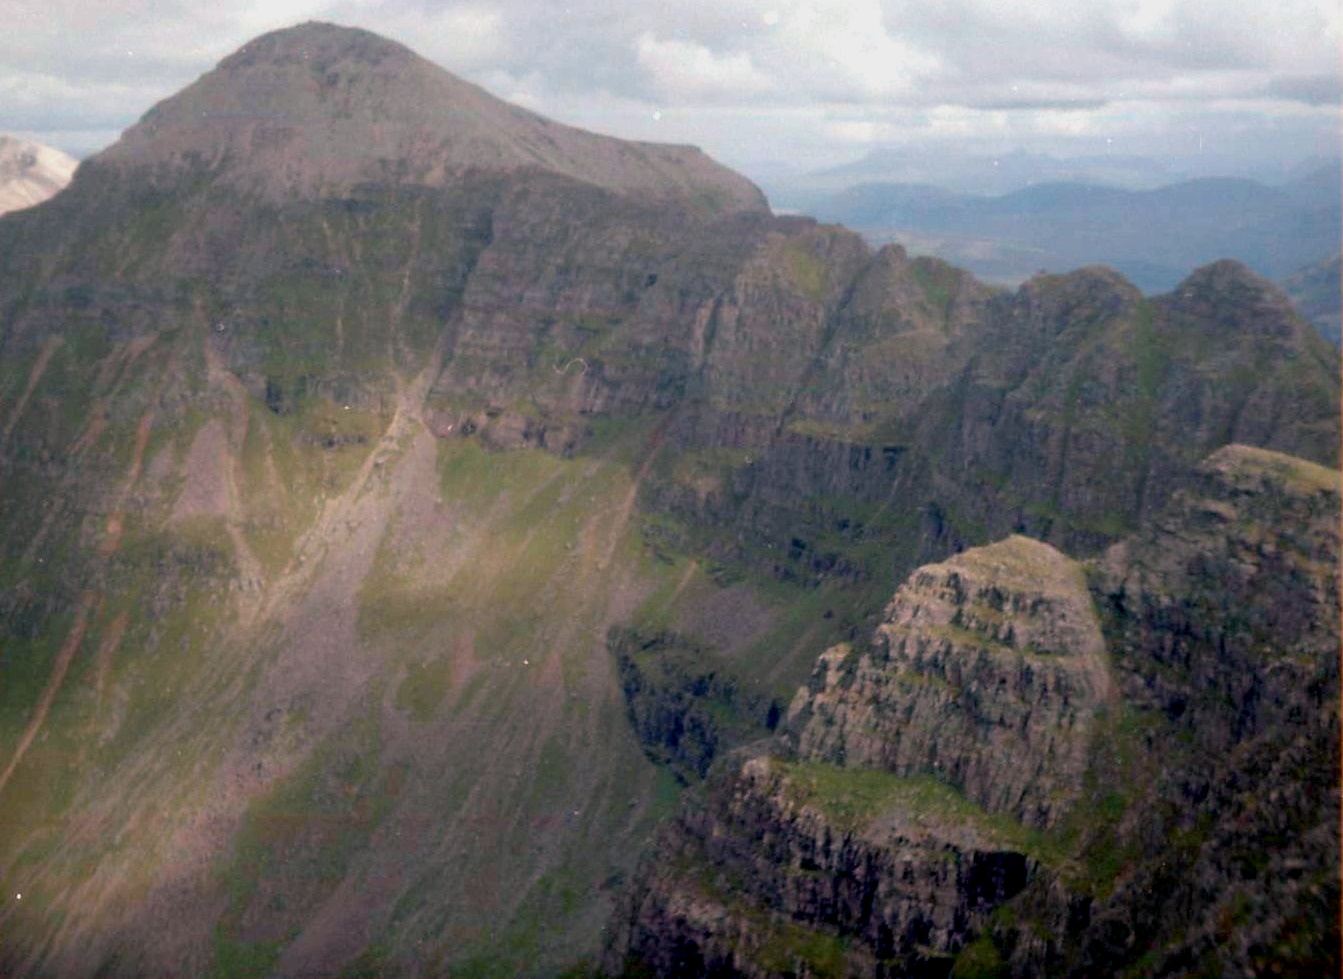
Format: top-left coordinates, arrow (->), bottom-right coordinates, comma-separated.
809,147 -> 1185,192
986,181 -> 1143,212
758,148 -> 1191,211
1284,253 -> 1342,345
808,173 -> 1340,292
1284,160 -> 1343,207
808,181 -> 971,226
1145,175 -> 1289,207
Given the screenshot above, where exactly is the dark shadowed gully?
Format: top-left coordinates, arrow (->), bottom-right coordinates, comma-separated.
0,21 -> 1336,979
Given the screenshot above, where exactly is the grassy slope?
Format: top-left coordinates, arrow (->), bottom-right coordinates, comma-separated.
0,329 -> 847,976
0,176 -> 876,978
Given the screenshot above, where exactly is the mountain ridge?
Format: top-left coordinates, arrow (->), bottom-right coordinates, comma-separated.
807,171 -> 1341,293
0,22 -> 1336,979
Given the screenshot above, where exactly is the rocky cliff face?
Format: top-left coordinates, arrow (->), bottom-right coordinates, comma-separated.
608,445 -> 1339,977
1037,444 -> 1341,977
790,535 -> 1112,830
0,22 -> 1337,979
641,257 -> 1339,602
612,627 -> 783,784
609,753 -> 1038,978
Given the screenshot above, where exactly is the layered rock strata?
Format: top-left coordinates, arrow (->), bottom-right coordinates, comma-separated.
792,535 -> 1112,830
608,446 -> 1339,978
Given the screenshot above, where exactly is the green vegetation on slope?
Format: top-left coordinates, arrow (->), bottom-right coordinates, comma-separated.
776,760 -> 1060,862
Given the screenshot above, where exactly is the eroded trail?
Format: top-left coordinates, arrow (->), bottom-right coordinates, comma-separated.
0,336 -> 61,450
0,591 -> 97,798
600,422 -> 666,573
199,341 -> 265,611
256,324 -> 453,626
98,410 -> 155,557
93,611 -> 129,709
2,396 -> 159,802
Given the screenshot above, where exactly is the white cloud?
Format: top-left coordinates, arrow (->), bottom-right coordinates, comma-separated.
765,0 -> 942,100
1118,0 -> 1180,43
337,2 -> 510,69
635,33 -> 774,101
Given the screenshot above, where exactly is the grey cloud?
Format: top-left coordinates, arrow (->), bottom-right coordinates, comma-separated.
1264,75 -> 1342,106
968,98 -> 1111,112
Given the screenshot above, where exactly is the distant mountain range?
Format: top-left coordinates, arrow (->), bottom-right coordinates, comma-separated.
0,136 -> 77,215
803,169 -> 1342,294
1284,253 -> 1342,345
760,147 -> 1193,204
757,146 -> 1340,205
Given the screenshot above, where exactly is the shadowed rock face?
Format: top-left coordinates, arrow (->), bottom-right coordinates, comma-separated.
610,751 -> 1036,979
0,22 -> 1337,979
608,445 -> 1339,978
986,445 -> 1341,979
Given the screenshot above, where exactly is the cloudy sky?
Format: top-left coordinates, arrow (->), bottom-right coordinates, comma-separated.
3,0 -> 1339,182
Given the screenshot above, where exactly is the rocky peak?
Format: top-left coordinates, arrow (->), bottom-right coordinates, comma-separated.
220,20 -> 412,69
1175,258 -> 1277,297
1095,443 -> 1338,745
791,535 -> 1113,829
1099,443 -> 1338,593
1011,265 -> 1145,338
841,243 -> 994,335
1197,441 -> 1339,504
885,535 -> 1106,658
95,22 -> 767,212
1166,259 -> 1304,337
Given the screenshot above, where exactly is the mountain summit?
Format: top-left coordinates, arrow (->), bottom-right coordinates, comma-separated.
96,22 -> 766,211
0,135 -> 77,215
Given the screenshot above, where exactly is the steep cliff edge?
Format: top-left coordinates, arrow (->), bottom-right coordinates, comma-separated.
1027,443 -> 1341,977
791,535 -> 1112,830
608,445 -> 1339,977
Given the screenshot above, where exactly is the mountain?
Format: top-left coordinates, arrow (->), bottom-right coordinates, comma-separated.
0,22 -> 1337,978
1283,253 -> 1341,345
0,135 -> 77,215
609,445 -> 1340,977
807,176 -> 1341,292
758,148 -> 1191,209
99,23 -> 765,213
1283,160 -> 1343,210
